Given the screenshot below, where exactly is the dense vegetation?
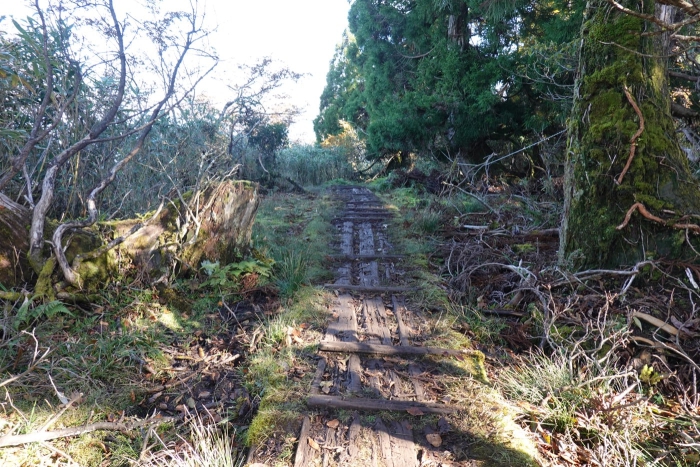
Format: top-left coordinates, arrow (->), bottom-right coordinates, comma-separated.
1,0 -> 700,465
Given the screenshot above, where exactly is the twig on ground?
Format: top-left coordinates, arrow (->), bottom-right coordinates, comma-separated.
0,331 -> 51,389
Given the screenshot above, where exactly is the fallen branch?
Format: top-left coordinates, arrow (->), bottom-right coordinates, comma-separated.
0,416 -> 176,447
632,311 -> 680,337
616,202 -> 700,233
616,86 -> 645,185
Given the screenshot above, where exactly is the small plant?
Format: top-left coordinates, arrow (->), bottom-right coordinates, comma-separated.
200,258 -> 274,292
639,364 -> 662,386
13,298 -> 73,329
414,209 -> 443,234
274,249 -> 309,297
139,416 -> 243,467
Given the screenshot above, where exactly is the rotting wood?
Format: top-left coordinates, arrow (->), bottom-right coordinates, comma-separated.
307,395 -> 456,414
324,284 -> 412,293
389,370 -> 403,398
376,418 -> 393,467
324,294 -> 358,342
347,354 -> 362,393
363,298 -> 392,345
392,295 -> 412,346
366,359 -> 384,395
310,357 -> 327,395
343,412 -> 361,464
408,364 -> 426,402
322,424 -> 339,467
319,341 -> 481,358
294,415 -> 315,467
375,418 -> 418,467
340,221 -> 353,256
391,420 -> 418,467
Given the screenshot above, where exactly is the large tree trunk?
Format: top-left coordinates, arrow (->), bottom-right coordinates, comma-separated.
0,194 -> 33,286
560,0 -> 700,268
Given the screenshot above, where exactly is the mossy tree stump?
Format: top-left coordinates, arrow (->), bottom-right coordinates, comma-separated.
0,180 -> 261,289
561,1 -> 700,267
0,193 -> 32,286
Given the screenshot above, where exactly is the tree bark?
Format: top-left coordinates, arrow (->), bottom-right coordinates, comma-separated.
560,0 -> 700,267
0,194 -> 33,286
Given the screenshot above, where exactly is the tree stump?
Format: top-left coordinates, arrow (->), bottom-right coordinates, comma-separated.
0,193 -> 32,287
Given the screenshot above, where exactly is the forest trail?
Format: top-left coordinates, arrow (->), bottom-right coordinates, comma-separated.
289,186 -> 536,467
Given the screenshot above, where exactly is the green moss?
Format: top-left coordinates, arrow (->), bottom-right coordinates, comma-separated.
562,0 -> 700,267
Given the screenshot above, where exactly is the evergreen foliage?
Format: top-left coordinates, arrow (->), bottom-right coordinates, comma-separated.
315,0 -> 585,162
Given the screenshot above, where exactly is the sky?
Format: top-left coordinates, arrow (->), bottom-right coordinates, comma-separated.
0,0 -> 351,143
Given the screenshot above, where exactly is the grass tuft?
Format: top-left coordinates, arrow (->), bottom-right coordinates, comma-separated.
274,249 -> 309,298
139,416 -> 243,467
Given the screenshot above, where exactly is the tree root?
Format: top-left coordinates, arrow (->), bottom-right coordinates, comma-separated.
616,85 -> 645,185
0,416 -> 177,448
616,202 -> 700,233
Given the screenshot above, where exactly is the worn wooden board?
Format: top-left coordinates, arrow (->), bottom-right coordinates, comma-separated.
362,298 -> 392,345
392,295 -> 412,347
324,294 -> 358,343
307,395 -> 457,414
319,341 -> 480,358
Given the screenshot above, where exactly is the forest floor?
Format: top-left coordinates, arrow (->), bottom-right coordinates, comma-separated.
0,175 -> 699,466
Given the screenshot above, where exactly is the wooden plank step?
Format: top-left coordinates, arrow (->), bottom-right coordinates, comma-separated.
324,284 -> 412,293
376,418 -> 418,467
319,341 -> 481,358
392,295 -> 412,347
293,415 -> 314,467
332,216 -> 389,222
328,254 -> 405,260
307,395 -> 456,414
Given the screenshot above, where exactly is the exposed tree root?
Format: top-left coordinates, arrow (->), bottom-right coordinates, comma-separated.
616,202 -> 700,233
616,85 -> 645,185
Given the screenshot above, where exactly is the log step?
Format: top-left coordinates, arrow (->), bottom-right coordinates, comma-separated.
328,254 -> 405,260
307,395 -> 457,414
324,284 -> 411,293
318,341 -> 480,358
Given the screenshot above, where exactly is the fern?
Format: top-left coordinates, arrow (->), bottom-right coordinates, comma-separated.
14,299 -> 73,330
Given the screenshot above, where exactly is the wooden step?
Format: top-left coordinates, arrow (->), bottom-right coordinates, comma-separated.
324,284 -> 411,293
307,395 -> 457,414
318,341 -> 480,358
328,254 -> 405,260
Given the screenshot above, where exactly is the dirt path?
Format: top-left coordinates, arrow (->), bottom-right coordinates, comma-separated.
290,186 -> 536,467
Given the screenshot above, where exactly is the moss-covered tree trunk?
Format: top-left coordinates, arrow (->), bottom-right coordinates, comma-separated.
0,193 -> 32,286
560,0 -> 700,267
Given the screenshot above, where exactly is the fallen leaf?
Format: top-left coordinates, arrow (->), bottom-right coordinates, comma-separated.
426,433 -> 442,447
406,407 -> 425,416
308,438 -> 321,451
326,419 -> 340,429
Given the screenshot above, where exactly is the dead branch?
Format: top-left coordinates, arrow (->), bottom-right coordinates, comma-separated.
632,311 -> 680,336
0,331 -> 50,389
616,86 -> 645,185
0,416 -> 176,448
